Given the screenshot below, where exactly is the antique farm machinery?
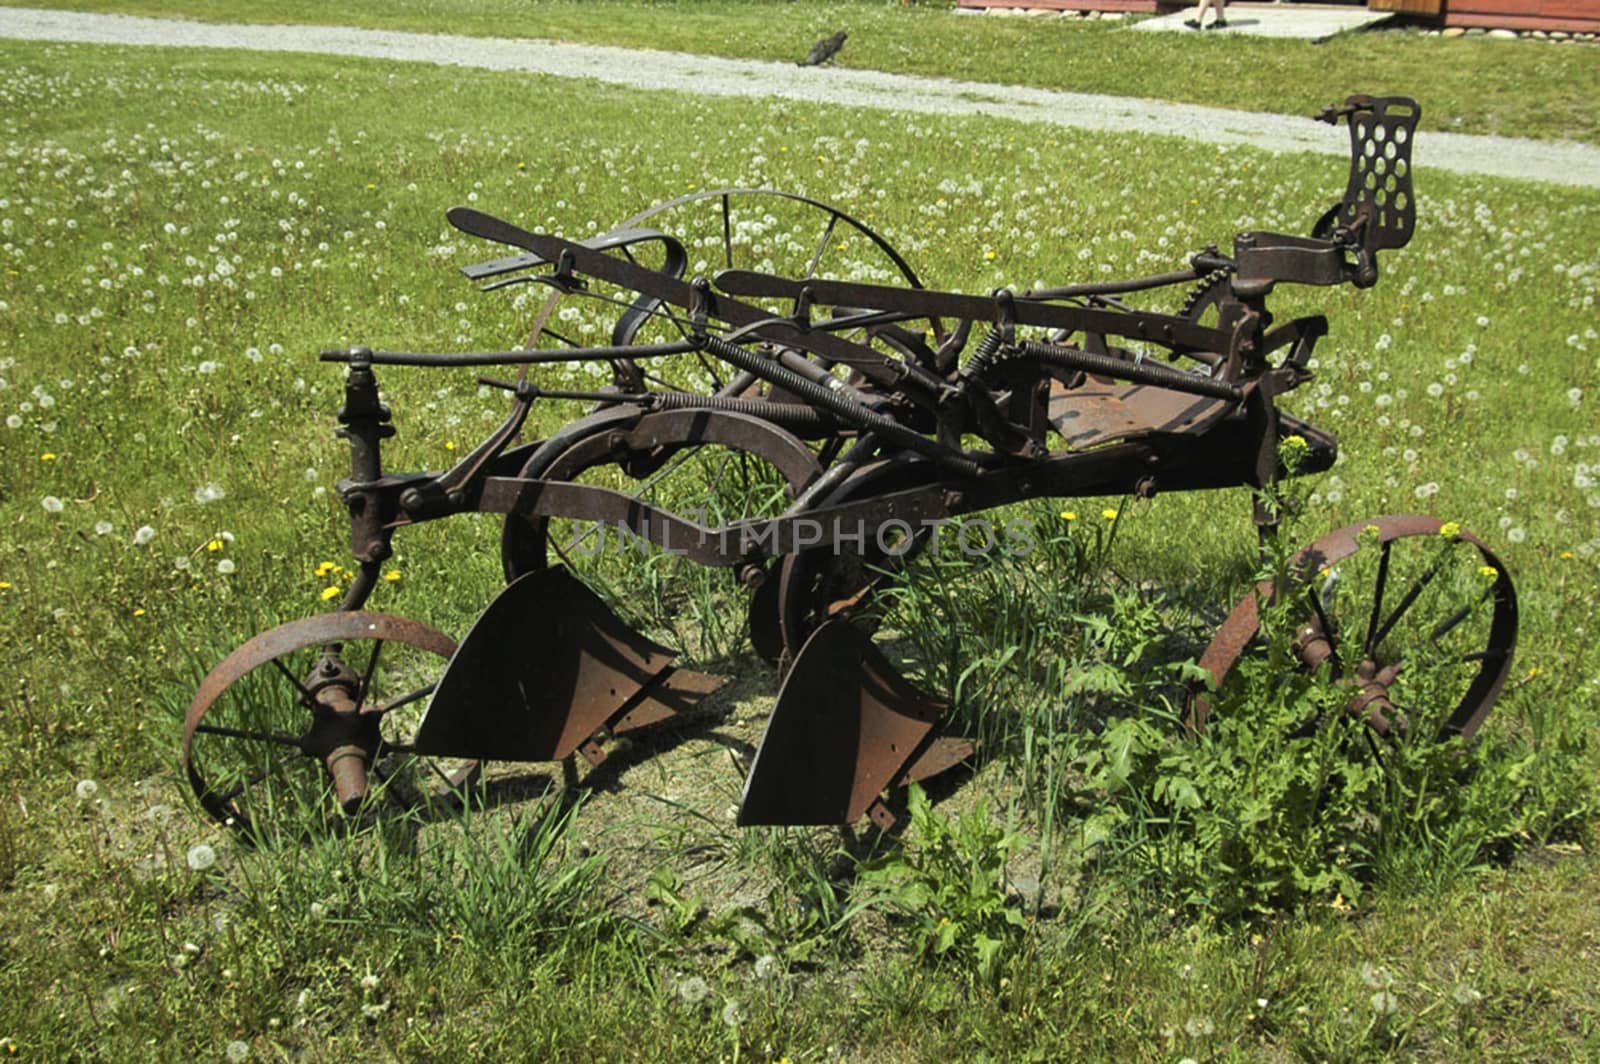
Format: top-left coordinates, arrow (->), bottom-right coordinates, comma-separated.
183,95 -> 1518,838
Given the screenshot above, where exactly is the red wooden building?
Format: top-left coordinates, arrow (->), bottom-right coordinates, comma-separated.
955,1 -> 1600,34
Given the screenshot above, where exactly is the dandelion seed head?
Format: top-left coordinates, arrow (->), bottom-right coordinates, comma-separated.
133,524 -> 156,546
186,843 -> 216,871
224,1041 -> 250,1062
41,495 -> 63,514
75,778 -> 99,801
677,975 -> 710,1006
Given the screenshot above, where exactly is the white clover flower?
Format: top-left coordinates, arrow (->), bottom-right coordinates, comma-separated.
75,778 -> 99,801
134,524 -> 156,545
186,843 -> 217,871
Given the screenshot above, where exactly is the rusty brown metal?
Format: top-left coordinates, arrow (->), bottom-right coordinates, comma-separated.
183,612 -> 457,832
737,620 -> 958,826
414,565 -> 720,761
1193,515 -> 1517,742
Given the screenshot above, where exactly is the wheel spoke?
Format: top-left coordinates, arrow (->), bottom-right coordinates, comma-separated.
1369,553 -> 1447,651
359,639 -> 385,706
371,683 -> 438,717
211,752 -> 297,804
269,656 -> 315,702
805,211 -> 841,279
1306,586 -> 1343,677
193,723 -> 306,750
1362,538 -> 1392,657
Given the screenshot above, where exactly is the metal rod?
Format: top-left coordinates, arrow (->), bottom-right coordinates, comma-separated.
318,341 -> 701,367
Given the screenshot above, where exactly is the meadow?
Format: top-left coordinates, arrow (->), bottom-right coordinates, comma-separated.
0,24 -> 1598,1063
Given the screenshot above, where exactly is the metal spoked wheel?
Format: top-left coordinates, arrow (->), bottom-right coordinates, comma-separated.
183,612 -> 471,841
500,408 -> 824,662
613,188 -> 946,374
775,457 -> 942,658
1196,515 -> 1518,742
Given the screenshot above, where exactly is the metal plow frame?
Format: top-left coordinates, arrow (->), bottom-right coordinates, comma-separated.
184,94 -> 1518,838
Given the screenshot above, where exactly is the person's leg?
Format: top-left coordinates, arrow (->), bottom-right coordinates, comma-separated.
1211,0 -> 1228,28
1186,0 -> 1212,29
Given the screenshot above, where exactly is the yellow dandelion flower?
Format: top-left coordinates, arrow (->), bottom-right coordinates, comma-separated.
984,250 -> 996,261
41,452 -> 57,461
320,586 -> 342,601
1438,521 -> 1461,540
383,570 -> 402,583
206,538 -> 225,552
133,607 -> 146,617
1560,551 -> 1575,560
1060,510 -> 1077,522
314,561 -> 336,577
445,440 -> 457,452
0,581 -> 10,590
1101,508 -> 1119,521
1477,565 -> 1499,582
366,182 -> 377,190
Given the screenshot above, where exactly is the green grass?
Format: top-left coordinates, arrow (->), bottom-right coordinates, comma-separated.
6,0 -> 1600,144
1,35 -> 1598,1061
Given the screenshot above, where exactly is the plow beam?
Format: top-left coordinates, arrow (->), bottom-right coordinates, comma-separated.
738,620 -> 970,829
414,566 -> 721,764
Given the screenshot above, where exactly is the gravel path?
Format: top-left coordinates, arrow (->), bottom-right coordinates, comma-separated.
4,5 -> 1599,188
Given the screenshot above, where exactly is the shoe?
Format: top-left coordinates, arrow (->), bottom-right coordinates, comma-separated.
1184,18 -> 1201,28
1210,19 -> 1229,28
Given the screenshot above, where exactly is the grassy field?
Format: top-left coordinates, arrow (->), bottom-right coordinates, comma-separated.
1,26 -> 1597,1064
3,0 -> 1600,145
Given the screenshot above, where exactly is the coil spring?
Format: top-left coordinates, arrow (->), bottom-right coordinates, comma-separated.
651,390 -> 832,427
